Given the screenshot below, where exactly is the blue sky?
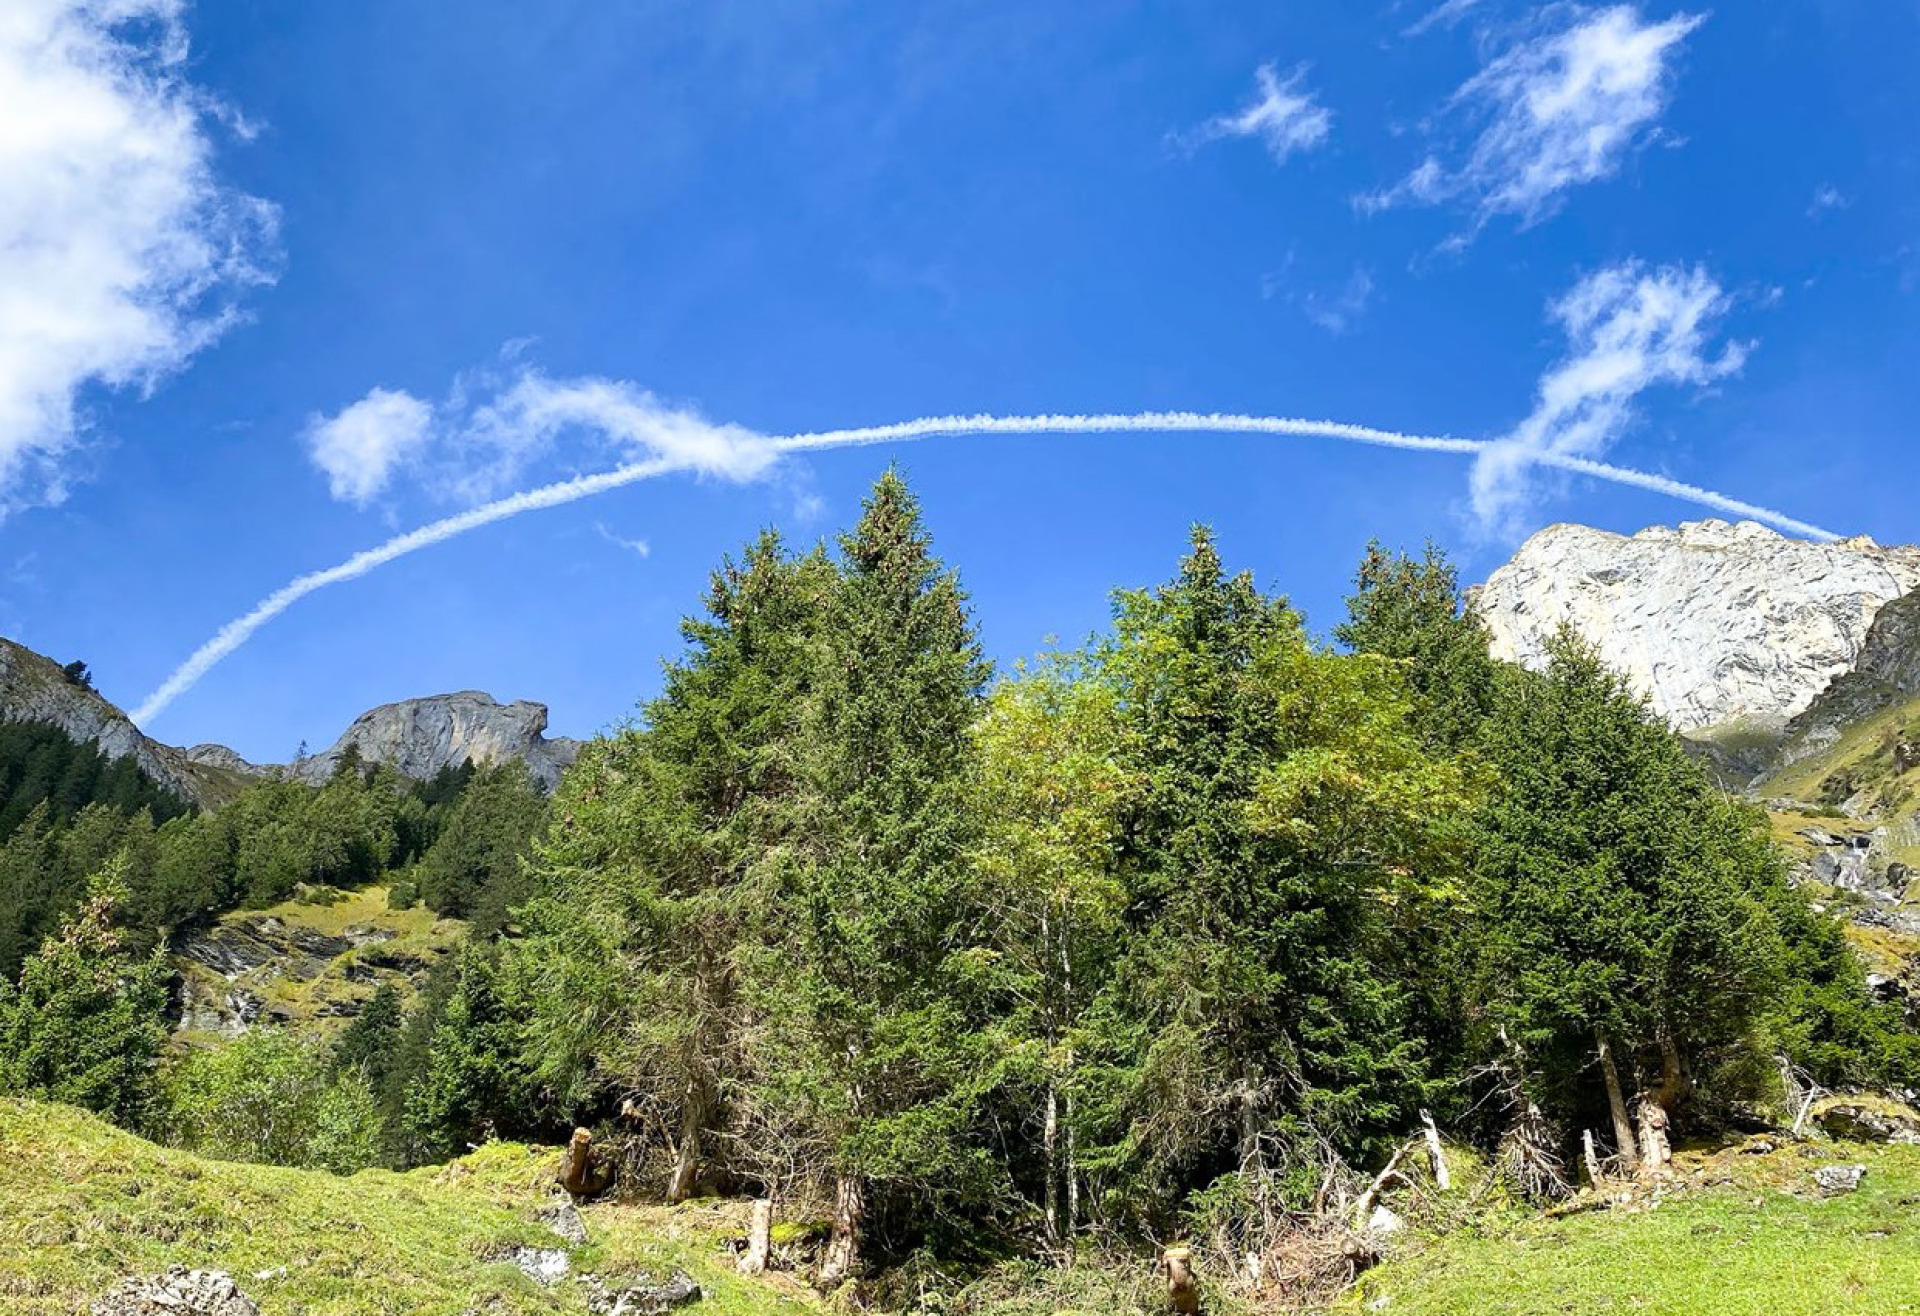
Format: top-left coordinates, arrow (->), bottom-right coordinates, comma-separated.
3,0 -> 1916,761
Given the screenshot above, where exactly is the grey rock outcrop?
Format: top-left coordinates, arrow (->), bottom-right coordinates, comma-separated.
173,911 -> 430,1038
0,638 -> 213,805
1473,521 -> 1920,736
92,1267 -> 259,1315
289,691 -> 580,790
185,743 -> 265,776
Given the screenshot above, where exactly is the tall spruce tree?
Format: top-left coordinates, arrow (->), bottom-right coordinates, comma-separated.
515,530 -> 832,1200
759,470 -> 992,1283
1336,541 -> 1501,753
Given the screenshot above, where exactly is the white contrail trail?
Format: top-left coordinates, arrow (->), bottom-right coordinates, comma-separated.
132,411 -> 1839,727
130,457 -> 674,726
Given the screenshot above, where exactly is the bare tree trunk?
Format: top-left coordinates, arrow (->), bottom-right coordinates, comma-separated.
1655,1034 -> 1689,1113
818,1173 -> 864,1287
1635,1099 -> 1671,1178
738,1198 -> 773,1275
1042,1080 -> 1061,1249
668,1084 -> 706,1203
1238,1073 -> 1270,1229
1420,1110 -> 1451,1191
1597,1032 -> 1640,1171
1582,1129 -> 1603,1188
1064,1089 -> 1080,1247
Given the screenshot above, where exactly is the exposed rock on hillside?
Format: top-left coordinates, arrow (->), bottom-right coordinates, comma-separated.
288,691 -> 581,790
171,888 -> 462,1039
0,638 -> 237,807
92,1266 -> 259,1315
1474,520 -> 1920,735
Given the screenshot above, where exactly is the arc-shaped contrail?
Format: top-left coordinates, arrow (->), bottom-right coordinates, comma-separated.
131,411 -> 1839,727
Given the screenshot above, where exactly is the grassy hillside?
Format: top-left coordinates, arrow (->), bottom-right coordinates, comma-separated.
173,885 -> 464,1044
8,1098 -> 1920,1315
0,1100 -> 818,1315
1350,1137 -> 1920,1315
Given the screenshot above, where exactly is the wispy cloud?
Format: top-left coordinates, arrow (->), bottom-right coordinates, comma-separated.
594,522 -> 651,559
1809,183 -> 1851,218
0,0 -> 277,517
306,358 -> 778,508
1363,6 -> 1703,235
1404,0 -> 1488,38
1297,268 -> 1377,336
1178,63 -> 1333,164
1471,260 -> 1748,534
305,388 -> 434,506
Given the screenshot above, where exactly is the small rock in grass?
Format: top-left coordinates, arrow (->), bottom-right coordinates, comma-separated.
1813,1164 -> 1868,1197
507,1247 -> 572,1285
92,1266 -> 260,1315
537,1200 -> 589,1245
583,1269 -> 703,1314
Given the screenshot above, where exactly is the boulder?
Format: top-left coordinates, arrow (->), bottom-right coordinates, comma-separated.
583,1271 -> 703,1314
1813,1164 -> 1868,1197
1814,1099 -> 1920,1146
92,1267 -> 260,1315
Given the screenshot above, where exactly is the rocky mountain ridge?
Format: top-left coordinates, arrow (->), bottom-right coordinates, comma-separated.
1473,519 -> 1920,737
0,635 -> 578,805
286,690 -> 579,790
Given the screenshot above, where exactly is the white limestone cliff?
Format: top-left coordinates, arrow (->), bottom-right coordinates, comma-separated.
1472,520 -> 1920,734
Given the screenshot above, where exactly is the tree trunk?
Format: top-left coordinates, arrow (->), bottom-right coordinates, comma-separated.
737,1198 -> 773,1275
1420,1110 -> 1451,1191
818,1173 -> 864,1287
1635,1100 -> 1671,1178
1655,1034 -> 1689,1114
1064,1089 -> 1080,1246
1597,1032 -> 1640,1171
668,1086 -> 706,1203
1238,1073 -> 1270,1228
1042,1081 -> 1061,1249
1582,1128 -> 1603,1188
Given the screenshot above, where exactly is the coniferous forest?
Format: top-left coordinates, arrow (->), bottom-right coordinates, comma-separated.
3,472 -> 1916,1309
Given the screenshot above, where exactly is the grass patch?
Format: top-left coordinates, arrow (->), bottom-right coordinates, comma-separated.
1349,1139 -> 1920,1314
0,1100 -> 818,1315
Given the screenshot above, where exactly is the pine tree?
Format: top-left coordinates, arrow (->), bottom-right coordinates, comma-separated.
1087,528 -> 1471,1247
0,859 -> 167,1124
516,529 -> 832,1199
1336,541 -> 1501,752
760,470 -> 992,1283
1467,630 -> 1792,1161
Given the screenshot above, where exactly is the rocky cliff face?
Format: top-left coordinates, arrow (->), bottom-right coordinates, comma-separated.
288,691 -> 580,790
0,638 -> 225,805
0,635 -> 577,803
1473,520 -> 1920,735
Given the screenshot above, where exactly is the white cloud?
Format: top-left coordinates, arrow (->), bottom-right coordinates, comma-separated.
594,521 -> 651,559
309,358 -> 778,507
304,388 -> 435,506
1472,260 -> 1747,533
1364,6 -> 1703,232
1297,267 -> 1377,335
1405,0 -> 1487,38
1809,183 -> 1850,217
1181,63 -> 1332,164
0,0 -> 277,516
